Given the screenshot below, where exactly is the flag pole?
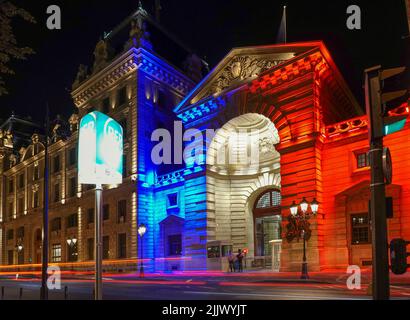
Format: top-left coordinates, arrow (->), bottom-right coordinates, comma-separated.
284,5 -> 287,44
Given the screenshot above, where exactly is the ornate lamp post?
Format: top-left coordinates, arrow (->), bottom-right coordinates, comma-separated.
66,237 -> 78,262
138,224 -> 147,278
286,197 -> 319,279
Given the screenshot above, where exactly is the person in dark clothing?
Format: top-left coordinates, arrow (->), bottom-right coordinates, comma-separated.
236,249 -> 244,272
227,251 -> 235,272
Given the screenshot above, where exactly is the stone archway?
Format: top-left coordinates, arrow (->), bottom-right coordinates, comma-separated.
206,113 -> 281,264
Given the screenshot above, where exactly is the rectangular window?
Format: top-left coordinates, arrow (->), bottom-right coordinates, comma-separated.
167,193 -> 178,208
8,179 -> 13,194
168,235 -> 182,256
351,214 -> 371,244
8,202 -> 13,220
118,233 -> 126,258
6,229 -> 14,240
51,244 -> 62,262
87,208 -> 94,224
103,204 -> 110,221
18,198 -> 24,215
118,86 -> 127,107
117,200 -> 126,223
8,250 -> 14,265
17,226 -> 24,239
68,147 -> 77,167
356,152 -> 369,169
51,218 -> 61,232
66,213 -> 78,229
102,97 -> 110,114
53,155 -> 61,173
33,191 -> 39,208
87,238 -> 94,260
69,177 -> 77,198
18,174 -> 24,189
54,183 -> 60,202
103,236 -> 109,259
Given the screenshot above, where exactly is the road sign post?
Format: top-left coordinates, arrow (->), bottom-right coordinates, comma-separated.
78,111 -> 123,300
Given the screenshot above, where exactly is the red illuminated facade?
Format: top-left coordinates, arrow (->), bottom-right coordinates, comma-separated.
175,41 -> 410,271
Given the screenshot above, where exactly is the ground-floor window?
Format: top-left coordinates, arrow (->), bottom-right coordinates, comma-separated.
168,234 -> 182,256
8,250 -> 13,265
51,244 -> 62,262
87,238 -> 94,260
118,233 -> 126,258
351,213 -> 370,244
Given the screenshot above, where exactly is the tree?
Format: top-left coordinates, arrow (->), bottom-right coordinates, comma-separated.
0,1 -> 36,96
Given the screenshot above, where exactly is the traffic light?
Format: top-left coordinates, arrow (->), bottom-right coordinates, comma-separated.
365,66 -> 408,141
390,238 -> 410,275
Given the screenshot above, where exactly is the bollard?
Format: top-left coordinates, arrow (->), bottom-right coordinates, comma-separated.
64,286 -> 68,300
1,286 -> 4,300
19,287 -> 23,300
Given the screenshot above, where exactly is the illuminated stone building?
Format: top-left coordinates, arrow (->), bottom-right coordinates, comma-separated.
1,4 -> 409,273
0,5 -> 199,268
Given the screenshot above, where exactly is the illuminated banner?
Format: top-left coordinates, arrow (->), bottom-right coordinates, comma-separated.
78,111 -> 123,185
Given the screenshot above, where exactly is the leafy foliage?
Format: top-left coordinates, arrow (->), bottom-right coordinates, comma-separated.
0,1 -> 36,95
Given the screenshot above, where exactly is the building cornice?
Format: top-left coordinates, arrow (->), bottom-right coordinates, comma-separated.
72,48 -> 194,108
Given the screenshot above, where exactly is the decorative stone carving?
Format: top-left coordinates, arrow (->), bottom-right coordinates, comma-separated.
31,133 -> 40,144
258,137 -> 275,155
207,56 -> 285,96
93,39 -> 113,73
125,19 -> 152,51
69,113 -> 79,132
51,115 -> 70,142
0,129 -> 13,148
73,64 -> 88,88
9,153 -> 17,167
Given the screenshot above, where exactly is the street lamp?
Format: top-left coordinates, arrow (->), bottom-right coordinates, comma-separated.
66,237 -> 78,262
138,223 -> 146,278
16,244 -> 23,252
66,237 -> 78,246
286,198 -> 319,279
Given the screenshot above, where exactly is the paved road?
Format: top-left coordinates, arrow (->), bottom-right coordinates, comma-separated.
0,273 -> 409,300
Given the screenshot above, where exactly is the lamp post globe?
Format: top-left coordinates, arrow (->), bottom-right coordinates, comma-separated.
300,197 -> 309,213
138,223 -> 146,277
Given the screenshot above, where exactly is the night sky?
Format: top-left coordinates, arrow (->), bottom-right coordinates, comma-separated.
1,0 -> 408,123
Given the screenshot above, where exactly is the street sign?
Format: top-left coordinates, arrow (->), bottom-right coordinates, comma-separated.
78,111 -> 123,185
382,147 -> 392,185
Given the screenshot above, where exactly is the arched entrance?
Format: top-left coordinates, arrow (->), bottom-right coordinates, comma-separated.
206,113 -> 281,266
253,189 -> 282,257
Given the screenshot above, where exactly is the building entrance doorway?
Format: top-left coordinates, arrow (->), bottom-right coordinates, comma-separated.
253,190 -> 282,259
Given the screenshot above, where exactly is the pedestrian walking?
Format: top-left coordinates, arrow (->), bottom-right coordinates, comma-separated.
236,249 -> 244,272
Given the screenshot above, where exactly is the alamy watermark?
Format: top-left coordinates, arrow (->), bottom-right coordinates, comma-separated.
150,121 -> 280,168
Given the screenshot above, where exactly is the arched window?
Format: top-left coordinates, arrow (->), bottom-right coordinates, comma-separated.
255,190 -> 281,209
